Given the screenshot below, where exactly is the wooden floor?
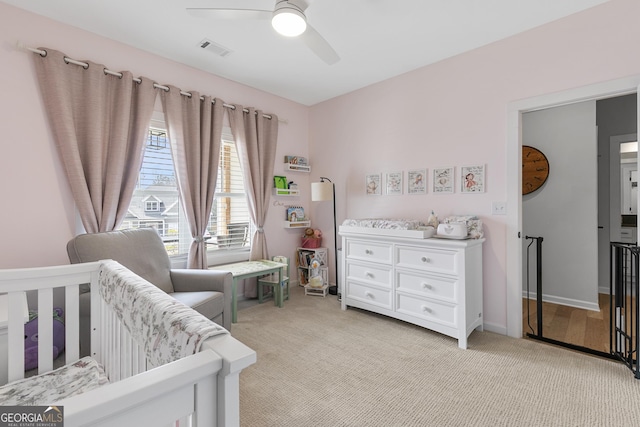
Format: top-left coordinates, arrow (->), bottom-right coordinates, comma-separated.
522,294 -> 612,353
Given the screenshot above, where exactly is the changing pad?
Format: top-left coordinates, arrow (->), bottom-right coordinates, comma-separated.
0,356 -> 109,405
340,218 -> 435,239
341,218 -> 426,230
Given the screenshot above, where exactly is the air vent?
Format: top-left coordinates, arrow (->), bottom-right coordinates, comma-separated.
198,38 -> 233,58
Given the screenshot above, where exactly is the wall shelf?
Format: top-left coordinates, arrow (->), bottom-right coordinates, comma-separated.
273,188 -> 300,196
286,163 -> 311,173
284,220 -> 311,229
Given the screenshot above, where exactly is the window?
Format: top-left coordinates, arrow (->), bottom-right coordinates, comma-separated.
120,115 -> 250,257
208,140 -> 251,250
144,196 -> 161,212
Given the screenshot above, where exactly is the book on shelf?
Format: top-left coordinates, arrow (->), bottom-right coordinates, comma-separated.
297,250 -> 324,268
284,155 -> 307,166
299,268 -> 309,285
286,206 -> 305,222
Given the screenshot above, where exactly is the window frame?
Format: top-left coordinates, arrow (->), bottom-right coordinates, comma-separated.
124,112 -> 251,267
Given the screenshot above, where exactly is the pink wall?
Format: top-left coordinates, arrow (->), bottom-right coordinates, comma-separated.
309,0 -> 640,332
0,3 -> 309,269
3,0 -> 640,333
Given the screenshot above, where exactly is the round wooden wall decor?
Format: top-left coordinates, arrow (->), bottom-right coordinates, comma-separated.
522,145 -> 550,195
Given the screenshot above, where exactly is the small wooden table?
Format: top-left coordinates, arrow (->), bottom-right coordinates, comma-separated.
210,260 -> 286,323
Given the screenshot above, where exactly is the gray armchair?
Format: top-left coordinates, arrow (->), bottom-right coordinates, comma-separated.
67,228 -> 232,354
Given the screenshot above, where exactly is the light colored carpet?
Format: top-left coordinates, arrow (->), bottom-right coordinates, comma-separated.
231,286 -> 640,427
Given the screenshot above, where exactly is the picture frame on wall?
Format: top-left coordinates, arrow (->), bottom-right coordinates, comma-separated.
386,171 -> 403,195
407,169 -> 427,194
366,173 -> 382,195
461,164 -> 485,193
432,167 -> 454,194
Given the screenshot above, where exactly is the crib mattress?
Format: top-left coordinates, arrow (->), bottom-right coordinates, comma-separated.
0,356 -> 108,405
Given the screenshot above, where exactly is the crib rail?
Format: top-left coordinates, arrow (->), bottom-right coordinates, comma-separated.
94,297 -> 148,381
0,260 -> 256,427
0,261 -> 100,383
58,350 -> 221,427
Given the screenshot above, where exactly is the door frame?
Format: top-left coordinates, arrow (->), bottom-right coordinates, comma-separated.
506,76 -> 640,339
606,133 -> 638,294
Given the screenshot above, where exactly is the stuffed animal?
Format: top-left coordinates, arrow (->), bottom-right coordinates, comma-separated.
308,259 -> 324,288
24,308 -> 65,371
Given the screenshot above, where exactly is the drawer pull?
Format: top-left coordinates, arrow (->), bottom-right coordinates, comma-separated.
421,283 -> 432,290
421,305 -> 432,313
364,291 -> 374,299
365,272 -> 374,278
421,256 -> 431,263
365,249 -> 373,255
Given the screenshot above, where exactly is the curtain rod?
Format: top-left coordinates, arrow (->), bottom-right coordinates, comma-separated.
22,44 -> 278,121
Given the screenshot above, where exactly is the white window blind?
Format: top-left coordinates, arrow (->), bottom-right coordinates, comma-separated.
120,122 -> 250,256
207,139 -> 251,251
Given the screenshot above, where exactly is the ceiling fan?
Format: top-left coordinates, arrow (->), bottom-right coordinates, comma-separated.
186,0 -> 340,65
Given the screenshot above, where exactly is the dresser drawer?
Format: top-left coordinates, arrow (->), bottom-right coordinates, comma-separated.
396,294 -> 457,327
396,271 -> 457,302
347,261 -> 392,288
346,240 -> 393,264
346,282 -> 392,309
396,246 -> 459,275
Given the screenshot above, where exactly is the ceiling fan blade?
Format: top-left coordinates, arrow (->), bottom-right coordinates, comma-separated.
186,8 -> 271,21
300,24 -> 340,65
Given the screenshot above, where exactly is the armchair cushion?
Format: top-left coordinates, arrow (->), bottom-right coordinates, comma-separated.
170,269 -> 232,330
172,292 -> 224,324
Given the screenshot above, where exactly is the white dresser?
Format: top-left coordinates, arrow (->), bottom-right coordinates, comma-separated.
339,227 -> 484,349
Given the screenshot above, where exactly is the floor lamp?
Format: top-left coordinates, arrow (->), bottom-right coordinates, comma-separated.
311,177 -> 339,296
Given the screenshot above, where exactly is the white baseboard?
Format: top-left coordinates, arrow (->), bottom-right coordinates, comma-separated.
482,322 -> 507,336
522,291 -> 600,312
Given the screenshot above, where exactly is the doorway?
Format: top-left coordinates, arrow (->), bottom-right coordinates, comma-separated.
520,95 -> 637,355
520,100 -> 602,354
506,77 -> 640,347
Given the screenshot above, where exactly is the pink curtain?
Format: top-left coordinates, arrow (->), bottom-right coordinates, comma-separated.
32,48 -> 157,233
160,88 -> 224,269
229,106 -> 279,297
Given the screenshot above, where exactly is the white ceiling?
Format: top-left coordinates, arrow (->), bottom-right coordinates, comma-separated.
4,0 -> 609,106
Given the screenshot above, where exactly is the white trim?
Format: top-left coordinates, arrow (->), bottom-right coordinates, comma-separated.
506,75 -> 640,339
522,291 -> 600,312
482,322 -> 507,336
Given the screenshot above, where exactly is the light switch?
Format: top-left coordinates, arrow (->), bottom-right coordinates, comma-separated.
492,201 -> 507,215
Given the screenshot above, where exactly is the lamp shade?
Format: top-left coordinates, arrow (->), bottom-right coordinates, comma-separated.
311,181 -> 333,201
272,3 -> 307,37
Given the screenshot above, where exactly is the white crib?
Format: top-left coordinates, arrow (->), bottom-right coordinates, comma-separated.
0,260 -> 256,427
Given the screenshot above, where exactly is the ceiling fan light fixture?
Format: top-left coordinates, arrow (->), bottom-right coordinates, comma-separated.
272,2 -> 307,37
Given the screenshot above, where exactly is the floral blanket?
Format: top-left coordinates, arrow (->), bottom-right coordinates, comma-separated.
98,260 -> 229,367
0,357 -> 108,405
